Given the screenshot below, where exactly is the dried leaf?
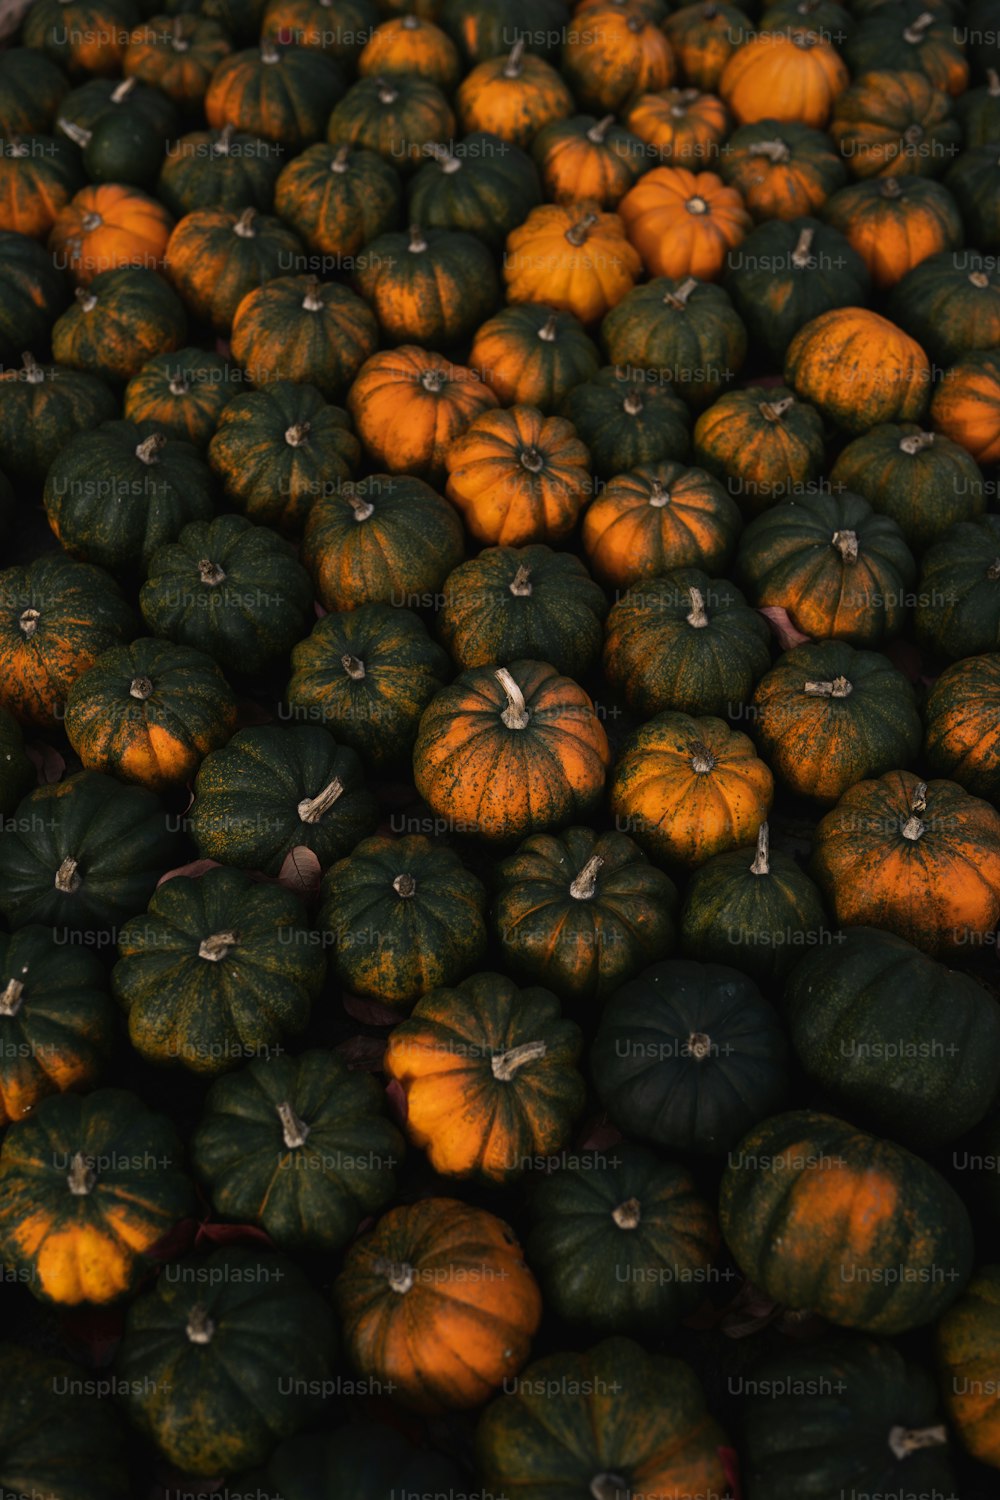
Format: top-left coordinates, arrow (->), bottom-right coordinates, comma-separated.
758,606 -> 812,650
277,845 -> 322,899
334,1035 -> 388,1071
385,1077 -> 408,1128
157,858 -> 222,886
24,740 -> 65,785
342,991 -> 403,1027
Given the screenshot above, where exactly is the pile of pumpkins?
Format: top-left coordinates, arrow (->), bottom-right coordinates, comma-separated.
2,0 -> 1000,1492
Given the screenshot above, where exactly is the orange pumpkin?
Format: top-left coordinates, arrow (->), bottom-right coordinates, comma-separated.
624,87 -> 730,165
503,200 -> 642,323
358,16 -> 461,92
48,184 -> 173,286
124,15 -> 232,109
719,119 -> 848,221
347,345 -> 498,482
468,303 -> 600,411
720,28 -> 849,128
530,113 -> 651,207
163,205 -> 303,332
562,6 -> 676,113
618,165 -> 752,280
930,352 -> 1000,466
822,176 -> 963,289
456,41 -> 574,148
582,459 -> 741,588
784,307 -> 931,431
665,0 -> 752,92
444,406 -> 592,546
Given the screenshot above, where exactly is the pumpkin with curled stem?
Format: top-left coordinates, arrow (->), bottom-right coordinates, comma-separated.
530,113 -> 650,208
456,43 -> 573,149
352,223 -> 500,349
274,142 -> 402,260
560,365 -> 691,479
230,274 -> 378,402
583,459 -> 741,588
51,267 -> 187,383
406,132 -> 542,251
468,303 -> 600,412
601,275 -> 747,409
327,74 -> 456,170
0,356 -> 117,483
503,199 -> 642,324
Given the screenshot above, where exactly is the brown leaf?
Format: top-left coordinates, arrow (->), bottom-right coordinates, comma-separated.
385,1077 -> 408,1127
334,1035 -> 388,1071
277,845 -> 322,899
157,858 -> 222,887
24,740 -> 65,785
758,606 -> 812,650
342,991 -> 403,1027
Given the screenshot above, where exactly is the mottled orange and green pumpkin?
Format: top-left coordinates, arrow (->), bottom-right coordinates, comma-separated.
164,205 -> 303,333
582,459 -> 741,589
352,223 -> 499,348
664,0 -> 751,92
829,422 -> 986,552
273,142 -> 402,259
719,118 -> 848,221
230,274 -> 378,402
261,0 -> 378,59
456,42 -> 573,148
625,87 -> 729,165
22,0 -> 139,77
829,69 -> 961,181
887,252 -> 1000,368
51,267 -> 187,383
783,306 -> 931,432
600,275 -> 748,409
561,5 -> 676,114
358,15 -> 461,91
406,132 -> 543,251
205,41 -> 346,151
347,345 -> 498,482
123,348 -> 234,449
124,15 -> 232,110
530,113 -> 650,208
0,133 -> 86,240
937,1267 -> 1000,1469
692,386 -> 826,517
822,176 -> 963,289
931,351 -> 1000,467
924,655 -> 1000,804
327,73 -> 456,169
0,355 -> 118,482
468,304 -> 600,413
504,200 -> 642,324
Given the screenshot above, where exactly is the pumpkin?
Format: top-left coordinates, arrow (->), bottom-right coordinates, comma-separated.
0,708 -> 34,818
51,267 -> 187,383
561,6 -> 676,114
0,1087 -> 194,1305
157,125 -> 284,217
44,420 -> 214,576
785,926 -> 1000,1148
830,69 -> 962,180
692,384 -> 827,516
230,274 -> 379,402
55,74 -> 178,145
763,0 -> 855,32
591,957 -> 788,1152
439,0 -> 571,64
190,723 -> 378,875
719,117 -> 848,220
0,49 -> 70,135
444,406 -> 592,547
254,1424 -> 465,1500
274,142 -> 403,260
924,654 -> 1000,803
209,379 -> 359,533
352,223 -> 500,348
560,364 -> 692,478
469,304 -> 600,413
359,16 -> 460,89
476,1337 -> 730,1500
957,67 -> 1000,146
530,113 -> 650,208
0,132 -> 86,240
201,0 -> 271,45
113,866 -> 324,1074
456,43 -> 574,148
286,603 -> 451,765
0,356 -> 117,484
812,770 -> 1000,954
319,834 -> 487,1007
887,251 -> 1000,366
48,183 -> 173,287
937,1267 -> 1000,1469
0,1344 -> 129,1500
260,0 -> 378,59
205,41 -> 346,151
601,275 -> 748,408
327,74 -> 456,169
503,201 -> 642,324
123,347 -> 234,447
0,229 -> 71,366
625,87 -> 730,166
750,639 -> 923,802
931,350 -> 1000,467
22,0 -> 139,77
603,567 -> 772,717
783,306 -> 931,431
335,1199 -> 542,1413
610,710 -> 774,866
665,1 -> 753,92
618,165 -> 751,281
720,28 -> 849,128
845,10 -> 970,96
525,1143 -> 719,1333
494,825 -> 677,1003
916,515 -> 1000,661
736,490 -> 918,645
437,544 -> 607,676
114,1246 -> 336,1475
141,514 -> 314,675
829,422 -> 985,551
192,1049 -> 403,1250
347,345 -> 498,482
406,133 -> 542,251
822,175 -> 963,289
164,205 -> 303,332
719,1109 -> 973,1333
124,15 -> 232,109
302,473 -> 464,612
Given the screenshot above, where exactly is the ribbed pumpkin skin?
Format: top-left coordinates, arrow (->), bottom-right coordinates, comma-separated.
916,515 -> 1000,661
720,1110 -> 974,1334
205,43 -> 345,150
0,133 -> 86,240
0,360 -> 117,484
0,48 -> 70,134
335,1198 -> 542,1413
720,29 -> 849,129
830,422 -> 985,552
0,556 -> 135,731
750,640 -> 923,803
385,972 -> 585,1181
625,86 -> 730,166
931,349 -> 1000,467
192,1049 -> 403,1250
255,1424 -> 465,1500
812,770 -> 1000,955
164,205 -> 303,332
22,0 -> 138,75
525,1144 -> 719,1334
743,1337 -> 955,1500
476,1337 -> 730,1500
692,386 -> 827,517
924,654 -> 1000,802
0,1087 -> 194,1305
115,1247 -> 336,1476
437,545 -> 607,676
830,69 -> 961,181
560,365 -> 691,478
274,143 -> 402,259
124,15 -> 232,109
494,826 -> 677,1005
54,75 -> 178,141
957,73 -> 1000,147
784,926 -> 1000,1148
822,176 -> 964,290
358,16 -> 460,89
0,926 -> 114,1125
327,73 -> 456,168
0,230 -> 71,365
784,306 -> 931,431
190,724 -> 378,875
0,771 -> 181,934
719,119 -> 848,221
531,113 -> 649,209
113,867 -> 325,1075
844,11 -> 969,96
123,348 -> 233,448
354,224 -> 500,348
468,303 -> 600,412
319,834 -> 487,1008
157,127 -> 283,218
287,604 -> 450,766
591,959 -> 788,1154
601,275 -> 747,409
947,148 -> 1000,247
230,275 -> 378,402
887,252 -> 1000,366
562,7 -> 675,114
937,1267 -> 1000,1468
0,1344 -> 129,1500
260,0 -> 377,57
0,707 -> 33,817
407,132 -> 543,251
208,379 -> 360,533
456,51 -> 574,151
51,267 -> 187,383
47,183 -> 174,287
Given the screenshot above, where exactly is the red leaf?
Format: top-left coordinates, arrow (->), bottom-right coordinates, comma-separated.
157,858 -> 222,886
194,1221 -> 275,1250
342,991 -> 403,1027
24,740 -> 65,784
720,1445 -> 743,1500
334,1035 -> 388,1070
758,606 -> 812,650
144,1218 -> 199,1262
58,1304 -> 126,1367
277,844 -> 322,899
385,1077 -> 408,1127
314,599 -> 328,618
883,636 -> 925,684
576,1117 -> 625,1152
235,697 -> 274,727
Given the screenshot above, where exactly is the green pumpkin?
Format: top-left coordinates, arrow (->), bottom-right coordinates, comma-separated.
208,43 -> 346,151
164,204 -> 305,333
525,1144 -> 719,1335
0,229 -> 71,366
114,1246 -> 336,1476
201,0 -> 268,44
692,385 -> 828,517
0,48 -> 70,134
844,10 -> 969,91
761,0 -> 855,33
725,218 -> 871,368
0,355 -> 117,484
55,75 -> 178,142
956,68 -> 1000,146
437,544 -> 607,676
81,109 -> 164,186
326,74 -> 456,171
719,119 -> 849,221
493,826 -> 676,1005
250,1423 -> 465,1500
719,1109 -> 974,1334
0,707 -> 34,816
230,274 -> 379,403
601,276 -> 747,408
273,142 -> 403,260
945,144 -> 1000,248
113,866 -> 325,1074
407,132 -> 543,251
603,567 -> 773,717
784,926 -> 1000,1149
123,347 -> 236,448
471,302 -> 600,411
0,770 -> 182,934
319,833 -> 487,1009
830,421 -> 985,551
439,0 -> 571,62
591,959 -> 789,1155
0,1343 -> 129,1500
742,1335 -> 954,1500
887,251 -> 1000,365
51,268 -> 188,384
157,127 -> 284,217
190,724 -> 378,875
560,364 -> 692,478
915,514 -> 1000,661
353,223 -> 499,348
925,653 -> 1000,799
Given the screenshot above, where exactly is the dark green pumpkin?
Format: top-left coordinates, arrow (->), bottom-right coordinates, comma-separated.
157,126 -> 284,217
190,724 -> 378,875
470,302 -> 600,412
114,1246 -> 336,1476
0,229 -> 71,365
591,959 -> 789,1155
207,43 -> 346,152
886,251 -> 1000,365
230,274 -> 379,402
692,385 -> 827,516
51,268 -> 188,384
956,68 -> 1000,146
844,10 -> 969,94
830,421 -> 985,551
0,48 -> 70,135
286,603 -> 451,766
719,119 -> 849,221
0,355 -> 117,484
80,109 -> 165,187
601,276 -> 747,409
439,0 -> 571,63
0,707 -> 34,817
945,143 -> 1000,249
559,364 -> 692,478
915,514 -> 1000,660
113,866 -> 325,1074
924,653 -> 1000,800
201,0 -> 269,44
353,223 -> 499,348
436,544 -> 608,676
406,133 -> 543,251
123,347 -> 235,447
273,142 -> 403,260
525,1143 -> 719,1335
603,567 -> 773,717
55,74 -> 178,142
0,770 -> 182,934
0,1343 -> 129,1500
326,74 -> 456,171
761,0 -> 855,33
250,1423 -> 465,1500
260,0 -> 378,61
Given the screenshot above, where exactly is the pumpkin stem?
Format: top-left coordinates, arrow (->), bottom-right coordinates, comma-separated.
136,433 -> 167,464
880,176 -> 903,198
233,206 -> 257,237
260,38 -> 281,61
420,366 -> 448,392
503,38 -> 526,76
899,429 -> 935,454
375,1257 -> 416,1293
686,195 -> 709,215
168,372 -> 191,395
0,978 -> 25,1017
648,479 -> 670,506
612,1197 -> 641,1230
989,559 -> 1000,581
58,119 -> 91,148
408,224 -> 428,253
18,607 -> 40,636
19,353 -> 44,388
623,390 -> 643,415
110,78 -> 136,104
888,1424 -> 948,1460
129,675 -> 153,700
586,114 -> 616,143
690,742 -> 715,774
54,857 -> 81,893
538,314 -> 559,342
831,530 -> 859,563
172,15 -> 188,48
803,676 -> 853,698
424,143 -> 461,173
509,564 -> 533,596
663,277 -> 697,309
302,277 -> 324,312
285,422 -> 310,447
375,76 -> 399,104
495,668 -> 530,730
198,559 -> 226,585
570,854 -> 604,900
81,210 -> 103,233
902,10 -> 934,41
747,138 -> 791,163
347,492 -> 375,521
565,211 -> 599,246
75,288 -> 98,313
901,781 -> 927,841
687,1031 -> 713,1059
759,395 -> 795,421
342,653 -> 365,680
198,930 -> 239,961
988,68 -> 1000,94
298,778 -> 344,823
686,586 -> 709,628
186,1305 -> 215,1344
276,1100 -> 310,1149
520,446 -> 545,474
213,124 -> 236,154
331,144 -> 351,172
750,821 -> 770,876
970,270 -> 991,289
491,1039 -> 547,1079
393,872 -> 416,898
67,1152 -> 96,1196
591,1471 -> 630,1500
790,227 -> 815,268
